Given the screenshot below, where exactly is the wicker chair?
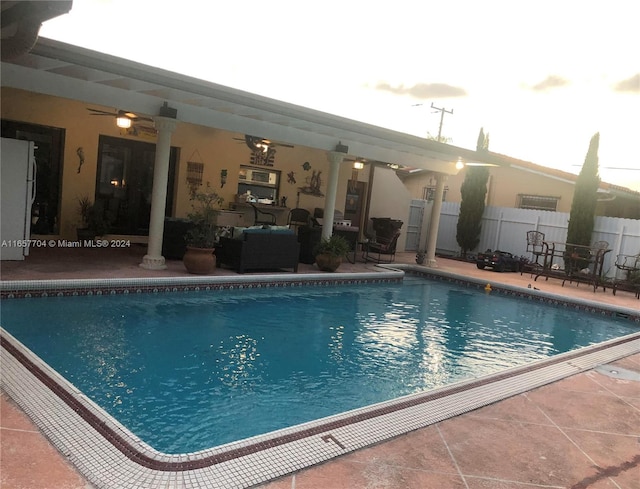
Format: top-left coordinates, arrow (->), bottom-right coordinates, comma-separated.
363,230 -> 401,263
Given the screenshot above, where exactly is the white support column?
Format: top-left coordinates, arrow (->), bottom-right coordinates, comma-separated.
425,173 -> 447,267
322,151 -> 344,240
140,116 -> 178,270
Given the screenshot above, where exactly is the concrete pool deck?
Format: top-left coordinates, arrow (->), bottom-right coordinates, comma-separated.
1,247 -> 639,488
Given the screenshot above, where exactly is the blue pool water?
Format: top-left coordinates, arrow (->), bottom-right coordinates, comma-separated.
1,279 -> 636,453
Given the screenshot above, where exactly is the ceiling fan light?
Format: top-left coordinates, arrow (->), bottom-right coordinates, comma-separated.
116,115 -> 132,129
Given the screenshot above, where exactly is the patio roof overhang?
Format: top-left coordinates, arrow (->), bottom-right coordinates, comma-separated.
0,38 -> 494,175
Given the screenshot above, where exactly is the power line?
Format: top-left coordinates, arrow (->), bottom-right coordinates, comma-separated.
430,103 -> 453,142
412,102 -> 454,142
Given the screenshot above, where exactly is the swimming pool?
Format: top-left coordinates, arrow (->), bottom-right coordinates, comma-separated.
2,276 -> 637,455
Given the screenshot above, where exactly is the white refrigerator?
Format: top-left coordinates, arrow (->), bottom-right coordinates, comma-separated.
1,137 -> 37,260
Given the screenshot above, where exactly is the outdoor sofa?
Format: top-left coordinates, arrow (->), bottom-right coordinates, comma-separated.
216,226 -> 300,273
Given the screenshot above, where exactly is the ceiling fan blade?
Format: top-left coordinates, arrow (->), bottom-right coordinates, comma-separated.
87,108 -> 116,116
132,116 -> 154,123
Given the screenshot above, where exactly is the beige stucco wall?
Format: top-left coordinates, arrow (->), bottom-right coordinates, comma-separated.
368,166 -> 412,250
403,166 -> 577,213
1,88 -> 365,240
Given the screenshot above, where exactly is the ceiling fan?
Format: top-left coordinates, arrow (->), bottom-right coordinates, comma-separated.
233,134 -> 294,153
87,108 -> 154,128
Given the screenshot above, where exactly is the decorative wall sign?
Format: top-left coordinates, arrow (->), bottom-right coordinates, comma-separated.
299,170 -> 324,196
76,147 -> 85,173
250,147 -> 276,166
121,125 -> 157,140
186,148 -> 205,194
287,171 -> 296,184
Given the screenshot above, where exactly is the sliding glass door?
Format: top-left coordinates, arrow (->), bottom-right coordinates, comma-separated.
96,135 -> 177,235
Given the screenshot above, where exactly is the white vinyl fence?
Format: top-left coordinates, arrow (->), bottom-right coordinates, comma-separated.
435,202 -> 640,279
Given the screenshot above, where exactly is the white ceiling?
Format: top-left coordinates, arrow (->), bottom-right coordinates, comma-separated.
1,37 -> 489,174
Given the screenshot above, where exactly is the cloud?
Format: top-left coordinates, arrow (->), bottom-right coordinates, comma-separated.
613,73 -> 640,93
530,75 -> 569,91
375,82 -> 467,98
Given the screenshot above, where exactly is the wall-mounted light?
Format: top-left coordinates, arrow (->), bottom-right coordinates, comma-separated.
350,160 -> 363,192
455,158 -> 465,170
116,115 -> 132,129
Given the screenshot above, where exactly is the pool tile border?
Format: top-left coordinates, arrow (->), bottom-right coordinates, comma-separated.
0,271 -> 403,299
405,265 -> 640,322
2,266 -> 638,324
3,326 -> 639,489
2,270 -> 640,489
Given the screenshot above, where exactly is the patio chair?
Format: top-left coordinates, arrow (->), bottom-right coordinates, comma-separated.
363,229 -> 402,263
590,240 -> 609,255
525,230 -> 545,266
249,203 -> 277,226
613,253 -> 640,299
287,208 -> 311,231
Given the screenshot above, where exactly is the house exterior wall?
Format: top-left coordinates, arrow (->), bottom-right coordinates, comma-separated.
425,166 -> 575,212
403,165 -> 639,218
1,88 -> 364,241
368,166 -> 412,251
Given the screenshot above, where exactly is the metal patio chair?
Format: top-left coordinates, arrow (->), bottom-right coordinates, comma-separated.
525,230 -> 545,266
249,203 -> 277,226
287,208 -> 311,231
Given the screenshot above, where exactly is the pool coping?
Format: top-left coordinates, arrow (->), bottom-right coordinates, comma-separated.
1,270 -> 640,488
0,269 -> 404,299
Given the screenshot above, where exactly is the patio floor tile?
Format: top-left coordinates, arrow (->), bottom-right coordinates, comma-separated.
293,457 -> 466,489
1,397 -> 88,489
344,425 -> 459,473
526,384 -> 640,434
438,416 -> 597,487
464,393 -> 553,425
564,428 -> 640,489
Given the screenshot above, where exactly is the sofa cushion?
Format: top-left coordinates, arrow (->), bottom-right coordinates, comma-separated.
244,227 -> 272,235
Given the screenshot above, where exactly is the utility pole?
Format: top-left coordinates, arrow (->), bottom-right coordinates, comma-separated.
430,102 -> 453,142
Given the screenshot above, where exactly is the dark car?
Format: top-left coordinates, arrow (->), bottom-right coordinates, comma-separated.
476,249 -> 521,272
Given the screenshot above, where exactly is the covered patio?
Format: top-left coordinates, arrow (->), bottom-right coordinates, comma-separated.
2,37 -> 505,270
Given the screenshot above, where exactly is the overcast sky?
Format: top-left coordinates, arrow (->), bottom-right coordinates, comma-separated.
40,0 -> 640,191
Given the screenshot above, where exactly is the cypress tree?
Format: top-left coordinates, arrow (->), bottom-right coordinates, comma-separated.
566,133 -> 600,246
565,133 -> 600,269
456,128 -> 490,257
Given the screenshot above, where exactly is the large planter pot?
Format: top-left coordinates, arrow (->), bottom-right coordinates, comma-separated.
315,253 -> 342,272
183,246 -> 216,274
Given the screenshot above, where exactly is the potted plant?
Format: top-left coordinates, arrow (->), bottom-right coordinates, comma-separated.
313,234 -> 350,272
76,196 -> 110,241
183,185 -> 224,274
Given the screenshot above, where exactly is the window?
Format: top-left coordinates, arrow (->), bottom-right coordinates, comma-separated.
422,185 -> 448,202
1,119 -> 65,235
517,194 -> 559,211
237,166 -> 280,202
